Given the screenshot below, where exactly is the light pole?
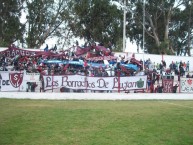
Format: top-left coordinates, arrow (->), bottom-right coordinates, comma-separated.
143,0 -> 145,71
187,0 -> 192,56
123,0 -> 126,52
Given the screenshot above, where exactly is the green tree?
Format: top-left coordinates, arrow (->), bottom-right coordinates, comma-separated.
0,0 -> 25,47
166,0 -> 193,56
25,0 -> 71,48
67,0 -> 123,50
127,0 -> 186,55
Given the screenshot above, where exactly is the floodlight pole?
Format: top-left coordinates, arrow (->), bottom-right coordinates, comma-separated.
143,0 -> 145,71
123,0 -> 126,53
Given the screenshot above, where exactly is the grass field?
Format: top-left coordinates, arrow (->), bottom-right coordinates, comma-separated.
0,99 -> 193,145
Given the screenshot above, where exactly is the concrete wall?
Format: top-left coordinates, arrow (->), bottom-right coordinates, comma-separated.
1,92 -> 193,100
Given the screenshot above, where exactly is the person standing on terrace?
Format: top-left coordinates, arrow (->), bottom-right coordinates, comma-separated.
186,61 -> 189,72
44,44 -> 48,52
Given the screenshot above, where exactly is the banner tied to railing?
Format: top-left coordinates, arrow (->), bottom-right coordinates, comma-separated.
0,71 -> 40,91
180,78 -> 193,93
43,75 -> 147,91
162,78 -> 174,93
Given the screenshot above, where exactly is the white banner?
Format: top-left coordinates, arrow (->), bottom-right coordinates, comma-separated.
24,71 -> 40,82
0,71 -> 26,92
43,75 -> 147,91
180,78 -> 193,93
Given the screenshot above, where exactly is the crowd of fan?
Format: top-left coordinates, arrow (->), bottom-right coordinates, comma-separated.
0,44 -> 192,93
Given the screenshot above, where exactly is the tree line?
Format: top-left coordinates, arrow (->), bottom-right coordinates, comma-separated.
0,0 -> 192,55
